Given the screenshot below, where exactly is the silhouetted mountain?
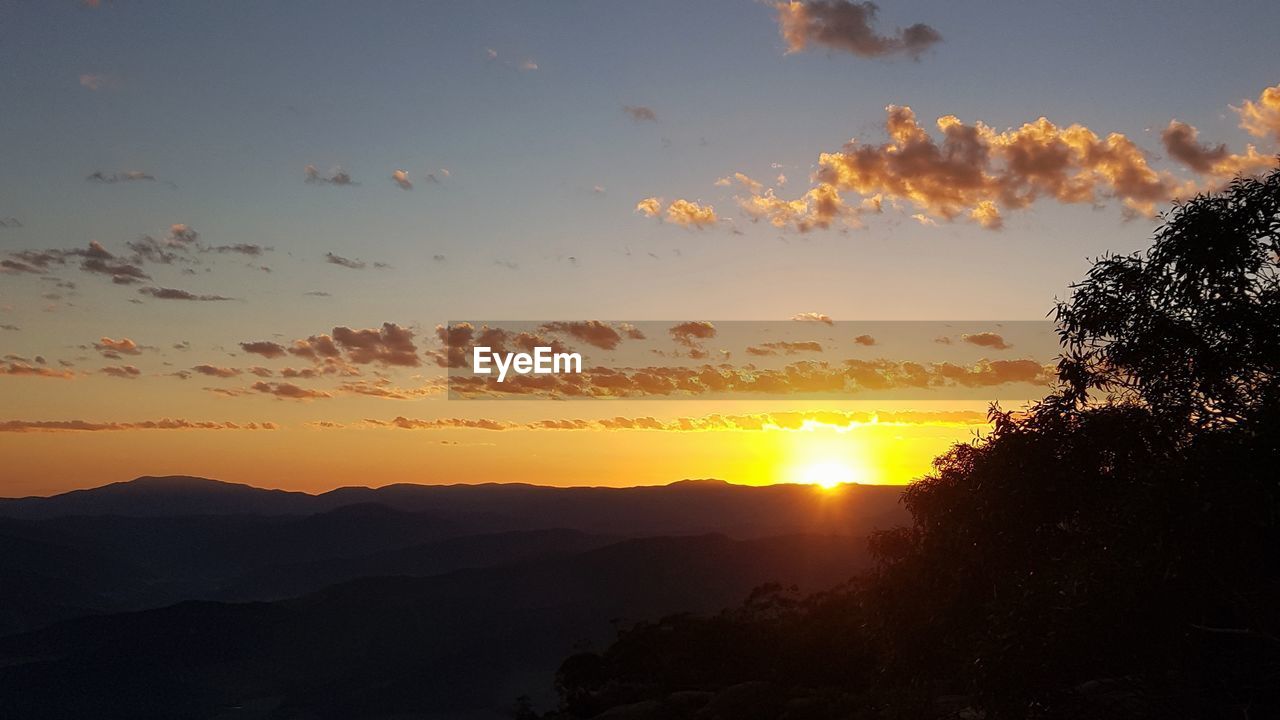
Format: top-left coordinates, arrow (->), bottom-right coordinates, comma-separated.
0,475 -> 318,518
0,479 -> 908,636
212,528 -> 618,602
0,476 -> 907,539
0,532 -> 873,719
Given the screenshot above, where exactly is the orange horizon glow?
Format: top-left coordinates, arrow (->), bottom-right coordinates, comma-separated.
0,401 -> 993,497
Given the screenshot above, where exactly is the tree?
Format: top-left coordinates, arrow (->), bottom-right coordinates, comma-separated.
1053,170 -> 1280,428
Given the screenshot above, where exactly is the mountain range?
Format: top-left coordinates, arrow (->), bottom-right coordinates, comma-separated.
0,476 -> 909,718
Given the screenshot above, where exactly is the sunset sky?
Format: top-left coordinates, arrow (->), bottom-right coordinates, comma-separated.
3,1 -> 1279,495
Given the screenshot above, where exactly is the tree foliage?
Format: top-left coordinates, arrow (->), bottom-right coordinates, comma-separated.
548,167 -> 1280,719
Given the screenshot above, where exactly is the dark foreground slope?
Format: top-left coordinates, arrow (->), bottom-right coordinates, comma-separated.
0,533 -> 873,720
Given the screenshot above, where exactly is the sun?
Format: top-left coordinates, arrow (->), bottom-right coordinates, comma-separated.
796,460 -> 859,489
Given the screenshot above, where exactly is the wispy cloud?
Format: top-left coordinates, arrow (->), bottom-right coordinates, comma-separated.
623,105 -> 658,122
304,165 -> 357,186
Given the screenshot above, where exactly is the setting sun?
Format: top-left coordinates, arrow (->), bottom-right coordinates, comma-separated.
793,459 -> 866,488
797,460 -> 857,489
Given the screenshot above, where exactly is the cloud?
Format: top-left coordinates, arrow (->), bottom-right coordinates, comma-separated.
208,243 -> 265,256
669,321 -> 717,349
432,323 -> 576,368
665,199 -> 718,228
734,103 -> 1232,231
0,419 -> 277,433
86,171 -> 155,184
367,416 -> 514,431
240,341 -> 288,358
961,331 -> 1010,350
357,409 -> 990,433
287,335 -> 343,362
1234,82 -> 1280,142
79,74 -> 111,91
738,184 -> 847,232
2,258 -> 45,274
337,379 -> 435,400
251,381 -> 330,400
623,105 -> 658,122
635,197 -> 662,218
166,224 -> 199,244
746,341 -> 825,356
325,252 -> 366,269
391,169 -> 413,190
540,321 -> 628,350
792,312 -> 834,325
15,240 -> 156,283
137,287 -> 232,301
853,334 -> 876,346
774,1 -> 942,59
99,365 -> 141,379
192,364 -> 242,378
304,165 -> 356,186
93,337 -> 142,358
636,197 -> 717,228
447,356 -> 1054,399
1,362 -> 73,379
520,59 -> 538,71
333,323 -> 420,367
1160,120 -> 1273,178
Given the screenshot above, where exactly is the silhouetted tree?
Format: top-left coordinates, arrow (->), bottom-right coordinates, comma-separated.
552,166 -> 1280,719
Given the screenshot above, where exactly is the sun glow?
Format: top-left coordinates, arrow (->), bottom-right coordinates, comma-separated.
781,419 -> 881,487
796,460 -> 859,489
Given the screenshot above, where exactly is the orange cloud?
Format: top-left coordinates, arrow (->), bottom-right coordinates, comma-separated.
99,365 -> 142,379
192,364 -> 242,378
635,197 -> 662,218
792,312 -> 833,325
746,341 -> 824,356
332,323 -> 420,367
1235,82 -> 1280,142
635,197 -> 718,228
93,337 -> 142,358
0,419 -> 277,433
540,321 -> 630,350
774,1 -> 942,59
251,381 -> 330,400
961,332 -> 1010,350
665,199 -> 718,228
1,362 -> 74,379
240,341 -> 287,358
1160,120 -> 1273,178
448,356 -> 1054,399
354,409 -> 989,433
723,99 -> 1273,232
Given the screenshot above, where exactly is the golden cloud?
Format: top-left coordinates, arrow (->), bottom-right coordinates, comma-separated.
0,419 -> 277,433
1235,82 -> 1280,142
353,409 -> 989,433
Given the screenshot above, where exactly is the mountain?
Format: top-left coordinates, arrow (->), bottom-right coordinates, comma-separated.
0,476 -> 908,539
0,475 -> 318,518
210,527 -> 619,602
0,532 -> 873,719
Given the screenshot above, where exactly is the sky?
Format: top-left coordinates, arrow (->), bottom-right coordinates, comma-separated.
2,0 -> 1279,495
